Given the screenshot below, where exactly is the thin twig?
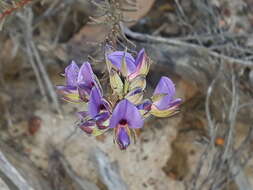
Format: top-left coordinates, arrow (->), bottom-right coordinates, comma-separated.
18,8 -> 61,114
123,26 -> 253,66
30,41 -> 62,114
52,6 -> 71,47
26,42 -> 48,101
222,71 -> 239,160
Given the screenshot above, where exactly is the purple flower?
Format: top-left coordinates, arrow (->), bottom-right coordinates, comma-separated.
88,87 -> 110,127
88,87 -> 108,117
107,51 -> 136,74
137,99 -> 152,111
153,77 -> 181,110
76,86 -> 110,135
56,48 -> 182,149
65,61 -> 79,86
109,99 -> 144,149
79,120 -> 96,134
57,61 -> 98,102
150,77 -> 181,118
129,49 -> 150,80
107,49 -> 149,78
77,62 -> 97,95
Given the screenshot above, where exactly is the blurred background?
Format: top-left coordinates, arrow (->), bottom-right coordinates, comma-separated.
0,0 -> 253,190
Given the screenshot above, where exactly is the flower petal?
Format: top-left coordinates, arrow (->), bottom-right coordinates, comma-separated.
97,117 -> 110,130
169,98 -> 182,107
107,51 -> 136,74
77,85 -> 90,102
153,76 -> 176,110
77,62 -> 94,87
65,61 -> 79,86
137,99 -> 152,111
109,99 -> 144,129
116,127 -> 130,150
125,88 -> 144,105
150,104 -> 180,118
79,121 -> 96,134
56,85 -> 77,92
94,112 -> 110,123
101,99 -> 111,111
129,49 -> 150,79
134,49 -> 145,66
88,87 -> 102,118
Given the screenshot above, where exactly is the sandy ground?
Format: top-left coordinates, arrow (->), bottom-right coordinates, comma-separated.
4,77 -> 188,190
23,101 -> 184,190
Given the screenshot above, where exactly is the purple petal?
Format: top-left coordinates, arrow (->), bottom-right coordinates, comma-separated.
107,51 -> 136,74
78,83 -> 94,101
134,49 -> 145,66
65,61 -> 79,86
80,120 -> 95,127
97,124 -> 108,130
153,77 -> 176,110
109,99 -> 144,129
168,98 -> 182,108
77,62 -> 94,87
94,112 -> 110,123
56,85 -> 77,93
88,87 -> 102,118
79,121 -> 95,134
116,127 -> 130,150
128,88 -> 143,96
137,99 -> 152,111
101,99 -> 111,111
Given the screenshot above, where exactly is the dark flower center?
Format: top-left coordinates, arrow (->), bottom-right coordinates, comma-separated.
99,104 -> 106,110
90,81 -> 95,87
119,119 -> 127,125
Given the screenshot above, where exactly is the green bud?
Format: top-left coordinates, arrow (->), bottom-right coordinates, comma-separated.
121,54 -> 128,77
125,88 -> 143,104
109,69 -> 124,96
129,75 -> 146,91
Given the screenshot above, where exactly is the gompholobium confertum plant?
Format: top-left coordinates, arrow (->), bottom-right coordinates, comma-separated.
56,47 -> 182,150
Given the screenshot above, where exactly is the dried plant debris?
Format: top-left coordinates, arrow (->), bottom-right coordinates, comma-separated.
89,0 -> 138,46
0,0 -> 33,19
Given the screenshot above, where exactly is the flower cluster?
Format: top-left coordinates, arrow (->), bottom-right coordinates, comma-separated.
57,48 -> 182,150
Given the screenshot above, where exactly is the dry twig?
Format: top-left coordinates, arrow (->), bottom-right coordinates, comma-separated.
17,8 -> 62,114
123,26 -> 253,67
